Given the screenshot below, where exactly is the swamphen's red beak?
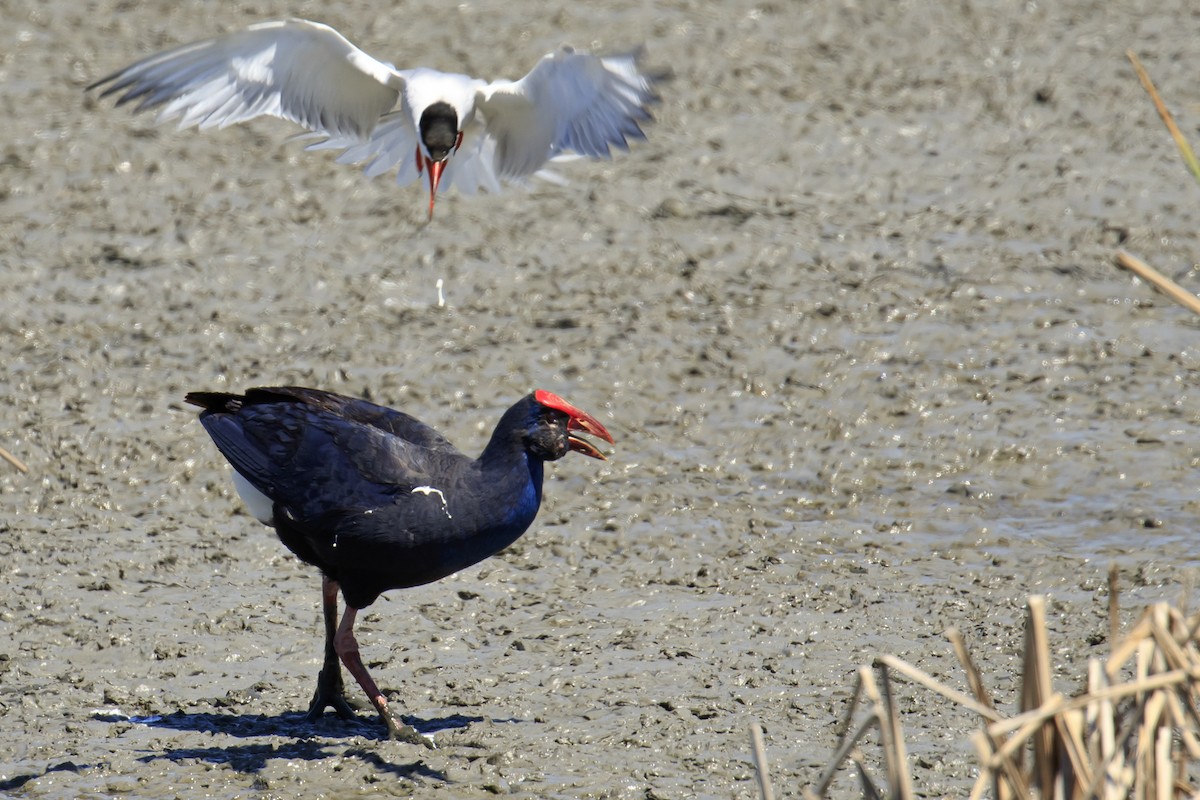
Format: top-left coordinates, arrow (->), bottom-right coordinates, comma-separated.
534,389 -> 615,460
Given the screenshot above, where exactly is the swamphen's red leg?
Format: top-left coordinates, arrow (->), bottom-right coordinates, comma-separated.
334,604 -> 432,747
305,575 -> 355,721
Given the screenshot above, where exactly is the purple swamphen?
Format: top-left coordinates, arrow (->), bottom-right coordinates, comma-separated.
185,386 -> 614,741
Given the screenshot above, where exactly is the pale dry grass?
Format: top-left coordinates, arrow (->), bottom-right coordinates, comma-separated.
748,567 -> 1200,799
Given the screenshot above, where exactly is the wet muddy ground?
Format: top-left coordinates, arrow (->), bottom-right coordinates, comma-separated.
4,0 -> 1200,796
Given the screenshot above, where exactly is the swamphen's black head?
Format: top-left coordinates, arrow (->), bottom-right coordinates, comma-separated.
496,390 -> 614,463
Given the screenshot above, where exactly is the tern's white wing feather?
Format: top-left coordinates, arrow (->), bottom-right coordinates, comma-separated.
478,47 -> 658,180
316,114 -> 421,184
90,18 -> 404,140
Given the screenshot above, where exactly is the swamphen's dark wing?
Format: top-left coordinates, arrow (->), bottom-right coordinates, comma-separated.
238,386 -> 459,453
185,388 -> 462,523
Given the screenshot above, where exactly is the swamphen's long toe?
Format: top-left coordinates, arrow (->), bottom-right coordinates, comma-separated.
306,662 -> 356,721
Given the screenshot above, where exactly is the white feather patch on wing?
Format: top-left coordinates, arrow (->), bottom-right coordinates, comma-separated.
232,469 -> 275,525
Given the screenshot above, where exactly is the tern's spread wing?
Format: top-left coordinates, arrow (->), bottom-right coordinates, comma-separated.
312,47 -> 657,195
478,47 -> 658,180
90,18 -> 404,140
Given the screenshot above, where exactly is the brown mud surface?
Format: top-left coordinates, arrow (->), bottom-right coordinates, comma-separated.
4,1 -> 1200,797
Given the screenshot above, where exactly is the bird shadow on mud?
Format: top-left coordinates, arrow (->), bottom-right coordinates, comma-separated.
121,709 -> 493,779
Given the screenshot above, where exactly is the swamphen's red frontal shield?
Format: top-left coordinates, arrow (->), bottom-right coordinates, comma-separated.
184,386 -> 613,741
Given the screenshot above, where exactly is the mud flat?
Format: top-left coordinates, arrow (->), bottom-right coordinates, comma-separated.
3,0 -> 1200,796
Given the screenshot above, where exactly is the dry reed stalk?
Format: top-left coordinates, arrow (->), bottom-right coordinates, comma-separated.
1108,615 -> 1158,681
850,750 -> 883,800
1020,596 -> 1057,795
1086,659 -> 1123,800
874,654 -> 1002,721
0,443 -> 28,473
859,668 -> 901,797
1113,251 -> 1200,317
1110,564 -> 1120,656
986,694 -> 1068,766
1137,690 -> 1167,798
1154,723 -> 1172,800
1126,50 -> 1200,183
949,627 -> 1028,798
1183,612 -> 1200,651
875,665 -> 914,800
809,663 -> 919,799
969,731 -> 996,800
832,668 -> 868,750
1153,621 -> 1192,672
749,722 -> 775,800
1163,690 -> 1200,758
946,627 -> 997,714
812,668 -> 874,796
1054,707 -> 1091,791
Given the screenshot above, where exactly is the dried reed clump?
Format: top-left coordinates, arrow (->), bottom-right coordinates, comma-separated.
745,567 -> 1200,799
